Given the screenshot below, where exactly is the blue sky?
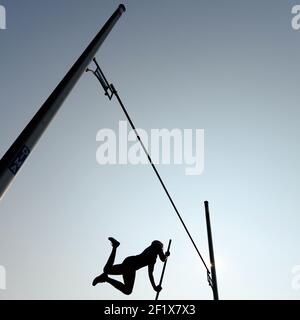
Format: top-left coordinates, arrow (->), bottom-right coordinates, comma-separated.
0,0 -> 300,299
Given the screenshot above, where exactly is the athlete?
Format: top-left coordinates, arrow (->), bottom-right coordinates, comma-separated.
92,238 -> 170,295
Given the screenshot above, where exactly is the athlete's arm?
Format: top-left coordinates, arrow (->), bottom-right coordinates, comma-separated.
158,248 -> 170,262
148,264 -> 161,292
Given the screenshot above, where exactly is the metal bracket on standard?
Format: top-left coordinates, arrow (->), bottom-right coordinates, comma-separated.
207,271 -> 213,288
86,58 -> 114,100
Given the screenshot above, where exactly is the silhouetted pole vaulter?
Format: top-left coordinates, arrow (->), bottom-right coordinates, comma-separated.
87,60 -> 213,291
204,201 -> 219,300
0,4 -> 126,201
155,239 -> 172,300
92,238 -> 170,295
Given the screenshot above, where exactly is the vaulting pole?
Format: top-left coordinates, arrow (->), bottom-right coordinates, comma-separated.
155,239 -> 172,301
204,201 -> 219,300
0,4 -> 126,201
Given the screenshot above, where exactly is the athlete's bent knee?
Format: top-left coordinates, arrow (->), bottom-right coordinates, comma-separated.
123,287 -> 133,295
103,266 -> 111,273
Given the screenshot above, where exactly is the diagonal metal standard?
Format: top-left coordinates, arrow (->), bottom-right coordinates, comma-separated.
0,4 -> 126,201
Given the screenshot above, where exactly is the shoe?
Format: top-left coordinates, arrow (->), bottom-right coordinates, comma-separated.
108,237 -> 120,248
92,273 -> 108,286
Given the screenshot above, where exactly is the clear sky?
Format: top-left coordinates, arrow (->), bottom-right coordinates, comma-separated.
0,0 -> 300,300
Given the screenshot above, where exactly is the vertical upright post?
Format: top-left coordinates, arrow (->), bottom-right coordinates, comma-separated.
204,201 -> 219,300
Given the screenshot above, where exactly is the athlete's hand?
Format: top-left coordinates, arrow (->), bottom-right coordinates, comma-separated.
165,251 -> 170,257
154,285 -> 162,292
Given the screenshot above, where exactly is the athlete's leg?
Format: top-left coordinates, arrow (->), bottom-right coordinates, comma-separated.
93,257 -> 136,294
103,237 -> 120,274
92,237 -> 121,286
105,271 -> 136,295
122,270 -> 136,295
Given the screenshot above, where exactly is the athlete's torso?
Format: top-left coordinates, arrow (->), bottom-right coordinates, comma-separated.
123,246 -> 157,270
